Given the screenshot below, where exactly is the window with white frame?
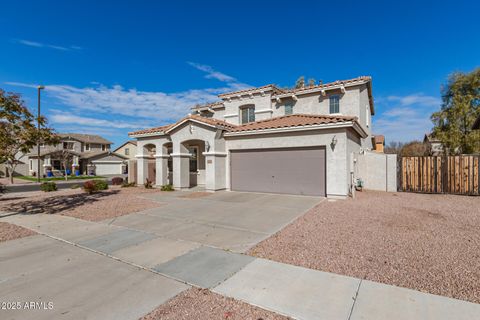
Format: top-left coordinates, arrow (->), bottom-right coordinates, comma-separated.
285,103 -> 294,115
240,105 -> 255,124
85,143 -> 90,151
30,160 -> 33,171
101,144 -> 106,151
125,148 -> 130,155
329,95 -> 340,114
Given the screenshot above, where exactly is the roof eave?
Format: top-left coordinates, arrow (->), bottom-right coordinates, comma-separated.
224,121 -> 367,138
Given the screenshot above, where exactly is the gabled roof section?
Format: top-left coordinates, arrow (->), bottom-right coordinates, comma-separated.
113,140 -> 137,152
129,115 -> 237,137
59,133 -> 112,144
164,114 -> 237,133
218,84 -> 286,99
228,114 -> 359,133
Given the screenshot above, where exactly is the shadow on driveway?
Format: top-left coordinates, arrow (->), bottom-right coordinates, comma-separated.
0,190 -> 119,217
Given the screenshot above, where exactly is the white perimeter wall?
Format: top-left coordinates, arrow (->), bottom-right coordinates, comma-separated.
355,151 -> 397,192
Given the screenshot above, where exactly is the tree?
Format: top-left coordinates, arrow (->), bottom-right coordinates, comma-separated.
295,76 -> 305,89
384,141 -> 405,154
0,89 -> 58,183
50,150 -> 75,181
400,141 -> 428,157
431,68 -> 480,154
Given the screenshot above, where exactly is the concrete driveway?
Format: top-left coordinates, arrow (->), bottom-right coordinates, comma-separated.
0,191 -> 322,319
106,191 -> 322,253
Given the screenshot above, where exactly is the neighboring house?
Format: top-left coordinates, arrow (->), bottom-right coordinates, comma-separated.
114,140 -> 138,160
129,76 -> 374,198
21,133 -> 127,177
372,135 -> 385,153
423,133 -> 444,156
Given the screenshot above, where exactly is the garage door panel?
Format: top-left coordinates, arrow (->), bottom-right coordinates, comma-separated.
230,147 -> 325,196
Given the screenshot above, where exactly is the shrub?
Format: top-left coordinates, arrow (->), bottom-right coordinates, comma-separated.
121,182 -> 136,188
144,178 -> 153,189
94,179 -> 109,191
0,183 -> 6,196
111,177 -> 124,185
40,182 -> 57,192
83,180 -> 96,194
70,184 -> 80,189
160,184 -> 174,191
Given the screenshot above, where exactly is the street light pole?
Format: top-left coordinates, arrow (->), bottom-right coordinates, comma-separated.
37,85 -> 45,183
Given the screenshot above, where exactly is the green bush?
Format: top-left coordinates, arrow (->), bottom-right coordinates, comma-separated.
40,182 -> 57,192
70,184 -> 81,189
160,184 -> 174,191
93,180 -> 109,191
121,182 -> 136,188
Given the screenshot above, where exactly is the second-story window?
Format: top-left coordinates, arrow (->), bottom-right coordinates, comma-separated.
63,142 -> 74,150
329,95 -> 340,114
125,148 -> 130,156
85,143 -> 90,151
285,103 -> 294,115
240,105 -> 255,124
102,144 -> 106,151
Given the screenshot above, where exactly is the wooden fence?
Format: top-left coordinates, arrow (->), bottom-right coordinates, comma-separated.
399,155 -> 480,195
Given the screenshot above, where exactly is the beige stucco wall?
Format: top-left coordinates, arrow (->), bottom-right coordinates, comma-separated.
225,128 -> 354,197
115,142 -> 137,160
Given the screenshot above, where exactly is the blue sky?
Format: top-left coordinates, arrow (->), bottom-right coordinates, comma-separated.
1,0 -> 479,147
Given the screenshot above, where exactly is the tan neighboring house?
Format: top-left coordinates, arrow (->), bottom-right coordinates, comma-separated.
372,135 -> 385,153
6,133 -> 127,177
129,76 -> 375,198
113,140 -> 138,160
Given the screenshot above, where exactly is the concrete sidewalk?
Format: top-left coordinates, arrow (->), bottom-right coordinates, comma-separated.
2,212 -> 480,320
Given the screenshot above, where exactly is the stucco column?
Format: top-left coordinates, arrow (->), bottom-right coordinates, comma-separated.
135,155 -> 149,185
171,153 -> 190,189
154,154 -> 169,187
203,152 -> 227,191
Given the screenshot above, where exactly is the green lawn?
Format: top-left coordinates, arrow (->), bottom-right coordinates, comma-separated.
17,175 -> 105,182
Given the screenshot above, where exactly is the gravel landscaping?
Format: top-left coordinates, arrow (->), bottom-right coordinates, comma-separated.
248,191 -> 480,304
0,222 -> 36,242
140,288 -> 290,320
0,186 -> 164,222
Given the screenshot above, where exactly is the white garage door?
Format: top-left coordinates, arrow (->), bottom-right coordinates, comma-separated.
94,162 -> 122,175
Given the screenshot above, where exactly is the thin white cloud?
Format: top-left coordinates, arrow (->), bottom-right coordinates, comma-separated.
374,93 -> 441,143
14,39 -> 82,51
49,111 -> 143,129
187,62 -> 251,90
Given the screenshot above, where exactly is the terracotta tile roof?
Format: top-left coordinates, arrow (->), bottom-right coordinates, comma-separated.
129,114 -> 237,136
230,114 -> 357,132
218,84 -> 286,98
128,124 -> 173,136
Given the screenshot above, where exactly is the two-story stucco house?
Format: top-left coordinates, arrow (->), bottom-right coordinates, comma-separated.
25,133 -> 127,177
129,76 -> 374,198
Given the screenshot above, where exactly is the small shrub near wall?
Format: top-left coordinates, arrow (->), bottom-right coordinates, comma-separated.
121,182 -> 136,188
160,184 -> 174,191
144,178 -> 153,189
111,177 -> 124,185
40,182 -> 57,192
83,180 -> 96,194
94,180 -> 109,191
